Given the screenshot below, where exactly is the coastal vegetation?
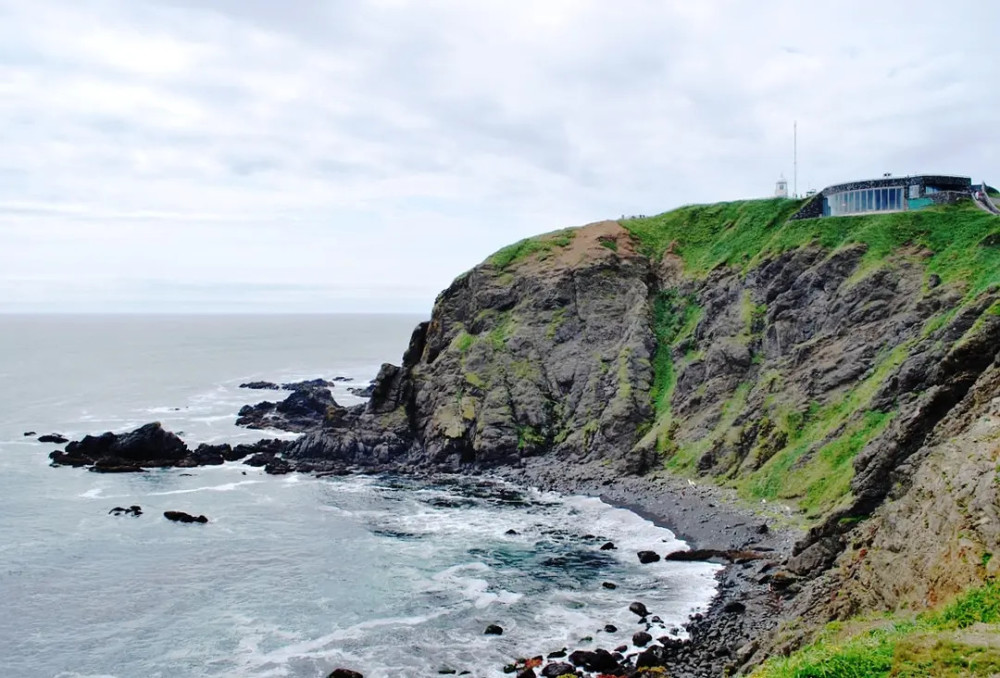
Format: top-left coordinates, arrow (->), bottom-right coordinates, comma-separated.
754,580 -> 1000,677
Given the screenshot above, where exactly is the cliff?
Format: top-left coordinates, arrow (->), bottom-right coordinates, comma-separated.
284,197 -> 1000,673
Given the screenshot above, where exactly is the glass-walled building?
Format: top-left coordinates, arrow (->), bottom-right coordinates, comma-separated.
807,175 -> 973,219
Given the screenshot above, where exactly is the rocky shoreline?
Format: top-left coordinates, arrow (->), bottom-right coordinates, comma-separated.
489,458 -> 803,677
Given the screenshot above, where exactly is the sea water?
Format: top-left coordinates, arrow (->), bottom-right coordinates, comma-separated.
0,315 -> 719,678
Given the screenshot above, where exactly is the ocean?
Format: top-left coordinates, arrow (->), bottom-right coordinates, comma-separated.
0,314 -> 719,678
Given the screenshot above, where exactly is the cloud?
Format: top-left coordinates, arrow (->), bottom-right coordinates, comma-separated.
0,0 -> 997,312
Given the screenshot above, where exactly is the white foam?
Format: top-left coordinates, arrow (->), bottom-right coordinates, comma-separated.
147,480 -> 261,496
79,488 -> 104,499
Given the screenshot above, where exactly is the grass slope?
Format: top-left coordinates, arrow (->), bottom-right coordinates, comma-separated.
754,581 -> 1000,677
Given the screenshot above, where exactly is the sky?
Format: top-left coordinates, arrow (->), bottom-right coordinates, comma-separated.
1,0 -> 997,313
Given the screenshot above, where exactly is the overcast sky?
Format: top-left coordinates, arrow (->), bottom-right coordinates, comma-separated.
1,0 -> 996,313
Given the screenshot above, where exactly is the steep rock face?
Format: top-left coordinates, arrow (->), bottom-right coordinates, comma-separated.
288,221 -> 657,471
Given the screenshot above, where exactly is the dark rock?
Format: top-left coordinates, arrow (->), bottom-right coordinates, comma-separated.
237,385 -> 339,433
600,541 -> 616,550
602,581 -> 617,589
191,443 -> 229,466
637,550 -> 661,564
722,600 -> 746,614
327,670 -> 363,678
164,511 -> 208,524
90,458 -> 145,473
603,624 -> 617,632
239,381 -> 280,390
109,505 -> 142,517
23,431 -> 36,436
332,376 -> 352,382
264,457 -> 292,475
38,434 -> 68,444
629,601 -> 649,618
546,649 -> 567,658
568,649 -> 617,672
348,383 -> 376,398
633,631 -> 653,647
635,644 -> 669,668
244,452 -> 275,467
540,662 -> 575,677
515,670 -> 535,678
505,529 -> 519,535
484,624 -> 503,635
281,378 -> 334,390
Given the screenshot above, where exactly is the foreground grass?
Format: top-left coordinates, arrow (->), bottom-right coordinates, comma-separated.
754,581 -> 1000,677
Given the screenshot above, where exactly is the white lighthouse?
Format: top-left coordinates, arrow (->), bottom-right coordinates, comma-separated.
775,175 -> 788,198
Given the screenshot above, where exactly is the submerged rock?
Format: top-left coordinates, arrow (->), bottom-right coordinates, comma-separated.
484,624 -> 503,635
239,381 -> 280,390
629,601 -> 649,618
38,434 -> 68,444
164,511 -> 208,524
108,505 -> 142,517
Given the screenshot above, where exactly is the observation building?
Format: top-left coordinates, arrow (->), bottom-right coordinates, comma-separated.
791,174 -> 974,220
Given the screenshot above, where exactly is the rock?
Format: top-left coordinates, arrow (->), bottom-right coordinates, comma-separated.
505,529 -> 519,535
540,662 -> 575,677
239,381 -> 280,390
348,383 -> 376,398
191,443 -> 229,466
164,511 -> 208,524
568,649 -> 618,672
236,385 -> 338,433
515,670 -> 535,678
722,600 -> 746,614
600,541 -> 616,550
327,670 -> 363,678
546,649 -> 567,658
264,457 -> 292,475
629,601 -> 649,618
637,550 -> 661,564
484,624 -> 503,635
603,624 -> 617,632
90,459 -> 145,473
52,423 -> 190,472
23,431 -> 36,436
633,631 -> 653,647
38,434 -> 68,444
635,644 -> 669,668
108,505 -> 142,517
281,378 -> 334,390
601,581 -> 617,589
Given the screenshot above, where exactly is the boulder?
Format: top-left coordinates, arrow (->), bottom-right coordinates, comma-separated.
635,644 -> 670,668
327,670 -> 363,678
38,434 -> 68,444
629,601 -> 649,618
23,431 -> 36,436
637,550 -> 661,564
484,624 -> 503,635
164,511 -> 208,524
633,631 -> 653,647
348,383 -> 376,398
540,662 -> 575,677
568,649 -> 618,672
109,505 -> 142,517
600,541 -> 616,550
281,378 -> 334,390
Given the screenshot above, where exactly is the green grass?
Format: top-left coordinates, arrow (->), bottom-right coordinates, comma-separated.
623,200 -> 1000,294
754,580 -> 1000,678
487,228 -> 576,270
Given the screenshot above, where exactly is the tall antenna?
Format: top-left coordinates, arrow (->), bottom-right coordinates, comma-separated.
793,121 -> 798,199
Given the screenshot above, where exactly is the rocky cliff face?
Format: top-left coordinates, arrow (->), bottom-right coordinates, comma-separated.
286,198 -> 1000,660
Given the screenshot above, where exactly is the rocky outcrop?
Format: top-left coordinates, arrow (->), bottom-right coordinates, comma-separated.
49,423 -> 290,471
236,384 -> 342,433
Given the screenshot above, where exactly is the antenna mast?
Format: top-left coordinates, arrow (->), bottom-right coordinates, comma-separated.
793,121 -> 798,199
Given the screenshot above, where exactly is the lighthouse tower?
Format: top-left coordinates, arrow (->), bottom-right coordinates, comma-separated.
775,175 -> 789,198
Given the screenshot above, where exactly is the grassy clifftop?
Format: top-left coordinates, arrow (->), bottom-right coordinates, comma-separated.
623,198 -> 1000,293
